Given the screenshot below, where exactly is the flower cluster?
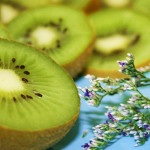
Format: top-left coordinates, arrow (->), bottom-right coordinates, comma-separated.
79,53 -> 150,150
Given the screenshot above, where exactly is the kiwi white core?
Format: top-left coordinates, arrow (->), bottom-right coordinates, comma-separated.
103,0 -> 130,8
1,4 -> 19,23
95,34 -> 135,55
30,26 -> 57,47
0,69 -> 24,92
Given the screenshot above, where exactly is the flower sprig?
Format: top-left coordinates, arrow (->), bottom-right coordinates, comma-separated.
79,53 -> 150,150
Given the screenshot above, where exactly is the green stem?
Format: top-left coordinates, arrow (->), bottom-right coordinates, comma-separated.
97,120 -> 137,149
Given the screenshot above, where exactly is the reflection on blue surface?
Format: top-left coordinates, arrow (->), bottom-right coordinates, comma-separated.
50,74 -> 150,150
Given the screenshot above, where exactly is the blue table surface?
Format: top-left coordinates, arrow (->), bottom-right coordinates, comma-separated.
49,74 -> 150,150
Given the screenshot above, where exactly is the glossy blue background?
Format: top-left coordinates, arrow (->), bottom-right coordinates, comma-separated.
48,74 -> 150,150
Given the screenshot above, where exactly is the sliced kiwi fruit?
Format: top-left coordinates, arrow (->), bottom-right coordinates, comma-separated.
0,0 -> 100,24
85,9 -> 150,78
0,38 -> 80,150
7,5 -> 95,77
1,0 -> 100,13
101,0 -> 150,15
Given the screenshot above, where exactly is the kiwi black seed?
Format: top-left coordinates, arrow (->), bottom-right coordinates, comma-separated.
85,9 -> 150,78
0,38 -> 80,150
7,5 -> 95,77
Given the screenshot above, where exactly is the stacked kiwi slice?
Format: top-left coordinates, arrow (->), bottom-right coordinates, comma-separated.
0,0 -> 100,24
0,38 -> 80,150
101,0 -> 150,15
7,5 -> 95,77
85,9 -> 150,78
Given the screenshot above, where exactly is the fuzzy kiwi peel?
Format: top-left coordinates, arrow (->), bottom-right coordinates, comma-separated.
7,5 -> 95,78
0,38 -> 80,149
85,9 -> 150,78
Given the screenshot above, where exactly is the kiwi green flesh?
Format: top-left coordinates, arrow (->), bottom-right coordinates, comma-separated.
1,0 -> 51,8
1,3 -> 19,23
102,0 -> 130,8
0,39 -> 80,131
0,23 -> 9,39
87,9 -> 150,71
2,0 -> 90,9
63,0 -> 90,9
7,5 -> 93,66
132,0 -> 150,15
95,33 -> 137,55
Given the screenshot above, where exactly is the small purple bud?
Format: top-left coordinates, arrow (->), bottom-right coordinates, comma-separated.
104,120 -> 109,124
81,143 -> 91,148
84,89 -> 90,97
108,112 -> 115,122
144,125 -> 149,129
118,61 -> 126,67
145,132 -> 149,138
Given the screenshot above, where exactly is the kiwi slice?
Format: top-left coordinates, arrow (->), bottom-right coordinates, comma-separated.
101,0 -> 150,15
85,9 -> 150,78
7,5 -> 95,77
2,0 -> 100,13
0,38 -> 80,149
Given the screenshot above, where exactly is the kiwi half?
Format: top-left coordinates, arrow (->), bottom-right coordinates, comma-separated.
85,9 -> 150,78
7,5 -> 95,77
0,38 -> 80,150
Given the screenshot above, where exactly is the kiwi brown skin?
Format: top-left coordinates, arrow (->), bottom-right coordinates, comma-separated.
83,0 -> 101,14
0,112 -> 79,150
63,32 -> 96,78
85,59 -> 150,79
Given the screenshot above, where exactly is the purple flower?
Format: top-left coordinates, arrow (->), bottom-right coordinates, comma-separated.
144,125 -> 149,129
104,120 -> 109,124
108,112 -> 115,122
118,61 -> 126,67
122,131 -> 127,136
81,143 -> 91,149
84,89 -> 90,97
145,132 -> 149,138
127,53 -> 134,58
